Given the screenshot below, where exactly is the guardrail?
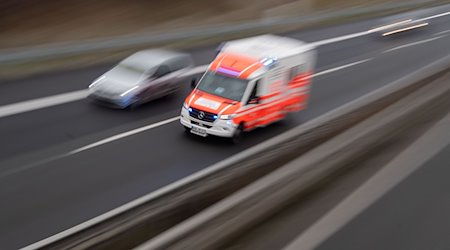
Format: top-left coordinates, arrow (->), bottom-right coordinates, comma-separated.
23,54 -> 450,249
0,0 -> 443,65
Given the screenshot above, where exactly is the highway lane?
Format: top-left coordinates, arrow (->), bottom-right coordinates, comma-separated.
0,18 -> 378,105
0,8 -> 449,249
1,3 -> 449,106
2,13 -> 450,162
0,26 -> 385,160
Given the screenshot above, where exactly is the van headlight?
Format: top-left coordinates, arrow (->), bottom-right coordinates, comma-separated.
220,114 -> 235,120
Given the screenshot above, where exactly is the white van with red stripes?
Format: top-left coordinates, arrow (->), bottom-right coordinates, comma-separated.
180,34 -> 317,142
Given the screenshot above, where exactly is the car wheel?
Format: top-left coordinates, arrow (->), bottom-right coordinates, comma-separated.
128,98 -> 142,110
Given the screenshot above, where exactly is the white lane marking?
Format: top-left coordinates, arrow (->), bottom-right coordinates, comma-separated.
313,59 -> 372,78
283,113 -> 450,250
435,29 -> 450,36
69,116 -> 179,154
382,35 -> 445,53
309,31 -> 368,47
0,89 -> 89,119
416,10 -> 450,22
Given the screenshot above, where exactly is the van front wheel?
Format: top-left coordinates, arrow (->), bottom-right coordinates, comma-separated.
231,124 -> 244,144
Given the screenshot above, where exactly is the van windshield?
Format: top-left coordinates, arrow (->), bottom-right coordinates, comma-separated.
197,71 -> 249,101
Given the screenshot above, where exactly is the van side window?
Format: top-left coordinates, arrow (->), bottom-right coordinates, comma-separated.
289,65 -> 305,82
247,80 -> 260,105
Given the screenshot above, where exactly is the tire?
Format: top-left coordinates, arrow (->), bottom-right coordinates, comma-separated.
127,97 -> 142,110
231,123 -> 244,144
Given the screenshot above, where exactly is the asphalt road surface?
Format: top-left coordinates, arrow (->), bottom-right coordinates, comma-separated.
0,5 -> 449,249
315,142 -> 450,250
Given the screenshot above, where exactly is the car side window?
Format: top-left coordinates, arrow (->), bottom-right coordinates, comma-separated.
169,58 -> 183,72
153,65 -> 170,78
170,55 -> 193,71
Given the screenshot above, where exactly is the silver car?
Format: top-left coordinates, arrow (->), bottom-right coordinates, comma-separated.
88,49 -> 194,108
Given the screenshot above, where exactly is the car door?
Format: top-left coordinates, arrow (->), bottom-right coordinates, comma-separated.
147,64 -> 172,99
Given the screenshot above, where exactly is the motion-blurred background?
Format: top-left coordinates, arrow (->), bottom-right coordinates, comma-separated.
0,0 -> 416,49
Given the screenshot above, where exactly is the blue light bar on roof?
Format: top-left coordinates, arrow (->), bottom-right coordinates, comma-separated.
217,67 -> 240,76
260,57 -> 278,66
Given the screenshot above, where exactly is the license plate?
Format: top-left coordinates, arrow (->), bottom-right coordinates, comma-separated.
190,127 -> 207,137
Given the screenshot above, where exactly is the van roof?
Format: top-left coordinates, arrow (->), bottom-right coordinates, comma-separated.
220,34 -> 312,59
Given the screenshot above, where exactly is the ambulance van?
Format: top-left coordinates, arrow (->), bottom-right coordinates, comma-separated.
180,34 -> 316,142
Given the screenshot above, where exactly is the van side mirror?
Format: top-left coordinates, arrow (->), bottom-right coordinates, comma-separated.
191,78 -> 197,88
248,97 -> 260,105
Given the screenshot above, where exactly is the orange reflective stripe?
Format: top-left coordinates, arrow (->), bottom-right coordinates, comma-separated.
289,72 -> 313,87
259,91 -> 281,100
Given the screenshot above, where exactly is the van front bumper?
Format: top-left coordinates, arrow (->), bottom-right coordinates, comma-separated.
180,108 -> 237,138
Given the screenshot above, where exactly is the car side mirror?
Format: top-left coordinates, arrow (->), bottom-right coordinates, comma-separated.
191,78 -> 197,88
248,97 -> 260,105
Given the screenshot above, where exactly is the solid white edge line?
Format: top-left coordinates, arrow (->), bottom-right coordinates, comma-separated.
383,35 -> 445,53
283,113 -> 450,250
0,89 -> 89,118
416,10 -> 450,22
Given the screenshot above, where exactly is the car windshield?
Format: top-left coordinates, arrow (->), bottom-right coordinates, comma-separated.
114,63 -> 147,75
197,71 -> 249,101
